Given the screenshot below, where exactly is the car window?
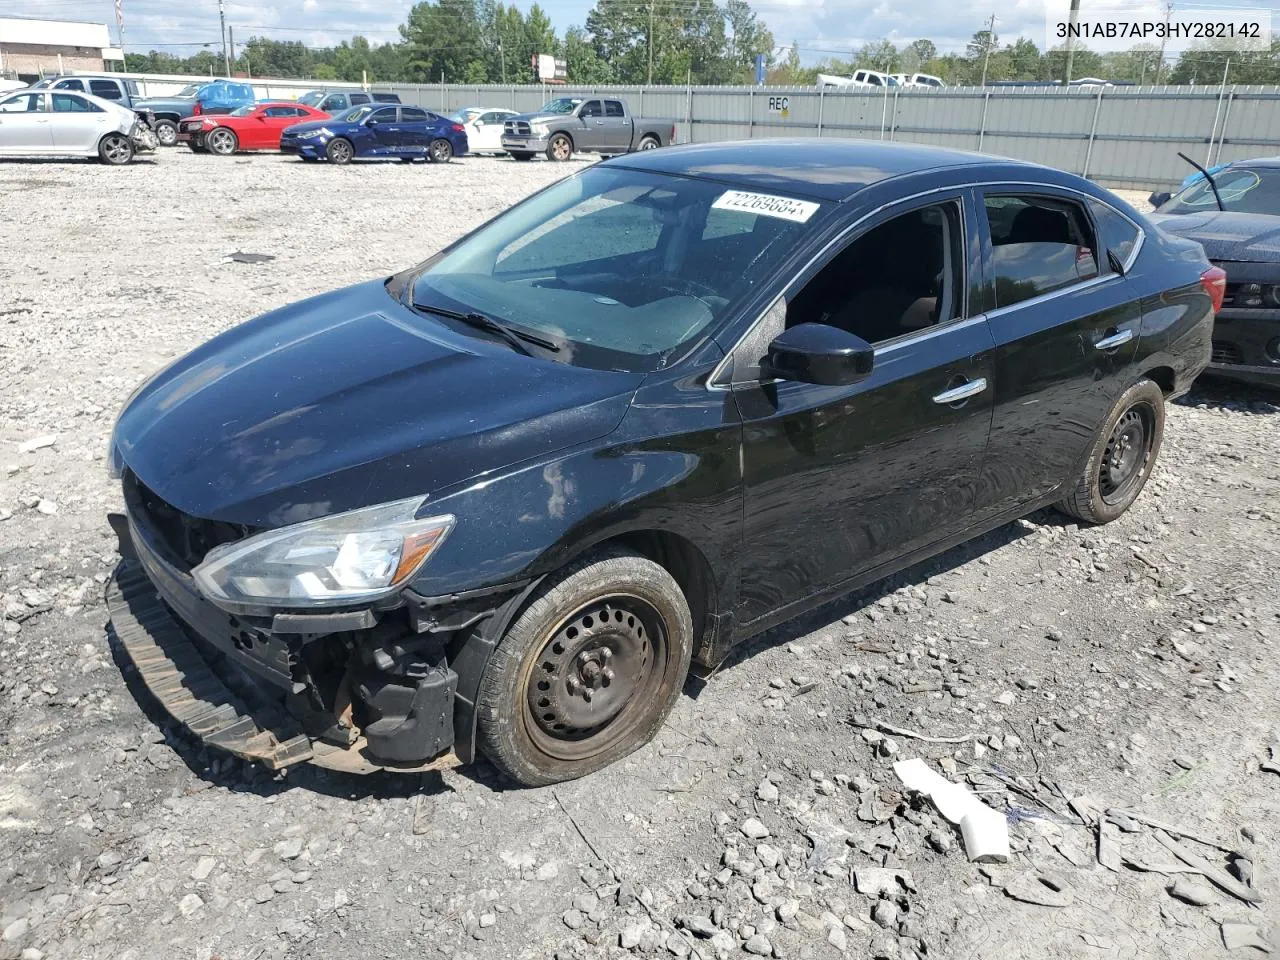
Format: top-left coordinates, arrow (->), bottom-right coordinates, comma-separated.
367,106 -> 398,123
787,201 -> 964,344
580,100 -> 603,118
401,106 -> 429,122
0,93 -> 44,113
89,79 -> 121,100
52,93 -> 101,113
1159,166 -> 1280,217
478,111 -> 502,124
263,106 -> 294,117
55,79 -> 86,91
230,105 -> 257,117
604,100 -> 625,118
984,194 -> 1099,308
298,92 -> 325,107
351,93 -> 371,105
1089,200 -> 1141,272
320,95 -> 344,110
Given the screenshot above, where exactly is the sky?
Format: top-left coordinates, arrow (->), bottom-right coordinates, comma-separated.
7,0 -> 1275,66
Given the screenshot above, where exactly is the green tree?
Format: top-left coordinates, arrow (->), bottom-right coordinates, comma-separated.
909,38 -> 936,64
564,25 -> 613,82
402,0 -> 488,83
724,0 -> 774,82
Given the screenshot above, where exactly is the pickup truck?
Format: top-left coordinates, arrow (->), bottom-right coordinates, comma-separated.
296,89 -> 401,115
500,97 -> 675,161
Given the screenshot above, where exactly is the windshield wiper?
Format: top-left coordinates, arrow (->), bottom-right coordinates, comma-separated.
413,302 -> 561,356
1177,151 -> 1225,212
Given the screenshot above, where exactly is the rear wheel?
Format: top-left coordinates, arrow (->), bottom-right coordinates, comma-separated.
508,151 -> 533,162
206,127 -> 238,156
476,548 -> 693,786
1057,379 -> 1165,524
546,133 -> 573,162
637,135 -> 660,150
428,138 -> 453,163
325,138 -> 354,164
153,119 -> 178,147
98,133 -> 133,166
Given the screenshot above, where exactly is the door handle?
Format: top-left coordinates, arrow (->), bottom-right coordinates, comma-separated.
932,377 -> 988,405
1094,329 -> 1134,350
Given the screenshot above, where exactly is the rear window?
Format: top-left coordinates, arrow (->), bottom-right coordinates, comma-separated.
985,194 -> 1099,308
605,100 -> 624,117
1089,200 -> 1141,271
89,79 -> 122,99
55,78 -> 86,92
401,106 -> 428,121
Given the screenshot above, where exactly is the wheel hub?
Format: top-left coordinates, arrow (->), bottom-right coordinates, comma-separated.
1100,408 -> 1148,499
527,601 -> 650,739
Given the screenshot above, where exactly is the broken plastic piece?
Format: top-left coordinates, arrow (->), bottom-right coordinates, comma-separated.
893,757 -> 1009,863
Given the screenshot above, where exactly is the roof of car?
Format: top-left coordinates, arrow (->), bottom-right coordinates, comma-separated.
1229,156 -> 1280,168
611,139 -> 1028,201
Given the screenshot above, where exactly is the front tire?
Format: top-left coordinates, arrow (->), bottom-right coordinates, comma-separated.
1057,379 -> 1165,524
98,133 -> 133,165
546,133 -> 573,162
476,548 -> 693,786
428,138 -> 453,163
206,127 -> 238,156
325,138 -> 354,164
153,119 -> 178,147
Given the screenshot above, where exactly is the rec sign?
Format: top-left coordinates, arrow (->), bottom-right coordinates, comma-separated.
767,96 -> 790,117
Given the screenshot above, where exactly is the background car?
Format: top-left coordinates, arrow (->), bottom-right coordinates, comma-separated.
279,103 -> 467,164
450,107 -> 517,154
179,101 -> 329,155
296,89 -> 401,115
132,83 -> 200,146
1148,157 -> 1280,388
0,88 -> 153,164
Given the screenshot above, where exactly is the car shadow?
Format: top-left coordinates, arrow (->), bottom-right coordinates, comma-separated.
1176,377 -> 1280,411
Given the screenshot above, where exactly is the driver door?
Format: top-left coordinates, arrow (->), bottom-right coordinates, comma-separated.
0,92 -> 52,154
361,106 -> 401,154
726,193 -> 997,626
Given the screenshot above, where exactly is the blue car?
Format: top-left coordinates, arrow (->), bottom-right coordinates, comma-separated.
194,80 -> 256,115
280,103 -> 468,164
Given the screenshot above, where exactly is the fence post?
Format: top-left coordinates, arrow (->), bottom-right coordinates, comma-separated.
879,84 -> 888,140
685,84 -> 693,143
1082,86 -> 1104,178
1213,88 -> 1237,167
817,86 -> 824,137
977,90 -> 990,151
889,88 -> 899,140
638,87 -> 643,119
748,88 -> 754,138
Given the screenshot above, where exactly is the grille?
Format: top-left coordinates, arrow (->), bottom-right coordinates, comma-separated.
505,121 -> 531,136
124,471 -> 254,571
1211,341 -> 1244,365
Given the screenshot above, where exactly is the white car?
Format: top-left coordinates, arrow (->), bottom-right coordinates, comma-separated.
817,70 -> 899,90
0,88 -> 154,164
449,106 -> 518,154
890,73 -> 945,89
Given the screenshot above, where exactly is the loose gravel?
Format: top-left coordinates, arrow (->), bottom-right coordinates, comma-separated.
1,150 -> 1278,960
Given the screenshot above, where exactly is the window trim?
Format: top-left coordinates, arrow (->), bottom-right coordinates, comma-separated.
1087,197 -> 1145,276
980,190 -> 1103,312
708,179 -> 1145,390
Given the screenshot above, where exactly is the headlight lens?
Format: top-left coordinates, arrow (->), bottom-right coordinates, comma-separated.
191,498 -> 454,610
1235,282 -> 1280,308
301,127 -> 331,139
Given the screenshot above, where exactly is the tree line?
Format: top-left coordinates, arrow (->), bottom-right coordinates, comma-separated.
123,3 -> 1280,87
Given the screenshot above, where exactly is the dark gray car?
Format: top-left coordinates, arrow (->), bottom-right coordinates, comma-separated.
132,83 -> 200,146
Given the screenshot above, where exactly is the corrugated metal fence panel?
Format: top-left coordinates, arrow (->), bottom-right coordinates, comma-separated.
1216,88 -> 1280,163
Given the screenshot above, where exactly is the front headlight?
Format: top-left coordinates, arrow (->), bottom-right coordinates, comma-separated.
191,497 -> 454,611
301,127 -> 332,139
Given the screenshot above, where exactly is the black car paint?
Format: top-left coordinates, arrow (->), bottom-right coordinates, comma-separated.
110,140 -> 1214,769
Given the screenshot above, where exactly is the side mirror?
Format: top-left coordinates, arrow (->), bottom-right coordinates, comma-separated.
1148,190 -> 1171,209
763,323 -> 874,386
366,118 -> 379,126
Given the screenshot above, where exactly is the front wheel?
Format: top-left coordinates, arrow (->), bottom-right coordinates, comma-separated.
476,548 -> 693,786
325,138 -> 354,164
428,138 -> 453,163
153,119 -> 178,147
546,133 -> 573,162
206,127 -> 238,156
1057,379 -> 1165,524
98,133 -> 134,165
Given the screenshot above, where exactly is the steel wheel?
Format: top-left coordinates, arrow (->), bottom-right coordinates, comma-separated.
154,120 -> 178,147
206,127 -> 237,155
1098,402 -> 1154,504
98,133 -> 133,165
326,138 -> 354,164
429,138 -> 453,163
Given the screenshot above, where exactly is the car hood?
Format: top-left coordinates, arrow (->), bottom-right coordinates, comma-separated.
283,119 -> 339,134
508,112 -> 573,125
1148,210 -> 1280,262
134,96 -> 195,112
113,280 -> 643,528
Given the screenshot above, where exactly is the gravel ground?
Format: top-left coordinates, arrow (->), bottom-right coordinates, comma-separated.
1,150 -> 1278,960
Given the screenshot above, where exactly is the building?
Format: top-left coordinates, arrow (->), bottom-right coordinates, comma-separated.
0,17 -> 124,81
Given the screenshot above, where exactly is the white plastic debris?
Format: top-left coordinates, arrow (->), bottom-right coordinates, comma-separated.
18,434 -> 57,453
893,757 -> 1009,863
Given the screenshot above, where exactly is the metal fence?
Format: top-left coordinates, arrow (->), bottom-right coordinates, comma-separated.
122,70 -> 1280,190
377,82 -> 1280,190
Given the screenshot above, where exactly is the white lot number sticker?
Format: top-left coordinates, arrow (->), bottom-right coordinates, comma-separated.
712,190 -> 819,224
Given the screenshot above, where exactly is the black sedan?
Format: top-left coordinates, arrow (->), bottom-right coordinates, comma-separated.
1149,157 -> 1280,387
106,140 -> 1215,786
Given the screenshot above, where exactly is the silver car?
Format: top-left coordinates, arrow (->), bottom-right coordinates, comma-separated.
0,89 -> 156,165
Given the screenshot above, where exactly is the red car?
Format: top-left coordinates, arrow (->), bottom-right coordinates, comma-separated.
180,102 -> 329,155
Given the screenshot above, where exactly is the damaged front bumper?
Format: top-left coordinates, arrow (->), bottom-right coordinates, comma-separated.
105,484 -> 495,774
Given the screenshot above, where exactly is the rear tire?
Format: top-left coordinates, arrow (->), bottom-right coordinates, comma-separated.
98,133 -> 133,165
428,138 -> 453,163
546,133 -> 573,162
153,119 -> 178,147
508,151 -> 533,162
206,127 -> 238,156
1056,379 -> 1165,524
637,135 -> 660,151
325,138 -> 354,164
476,548 -> 693,786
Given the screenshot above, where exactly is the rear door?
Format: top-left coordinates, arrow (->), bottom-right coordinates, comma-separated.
0,92 -> 52,154
975,188 -> 1141,516
599,99 -> 631,151
50,91 -> 111,150
577,99 -> 606,149
88,78 -> 125,103
398,106 -> 433,151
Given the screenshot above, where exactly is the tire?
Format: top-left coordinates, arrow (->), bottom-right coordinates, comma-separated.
476,548 -> 693,786
153,119 -> 178,147
509,151 -> 533,162
205,126 -> 238,156
546,133 -> 573,162
98,133 -> 133,166
325,138 -> 354,164
1057,378 -> 1165,524
637,135 -> 660,151
428,138 -> 453,163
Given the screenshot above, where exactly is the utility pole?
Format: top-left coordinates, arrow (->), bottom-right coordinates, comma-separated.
1154,0 -> 1172,84
1064,0 -> 1080,83
218,0 -> 230,76
228,25 -> 235,74
980,13 -> 997,87
647,0 -> 654,84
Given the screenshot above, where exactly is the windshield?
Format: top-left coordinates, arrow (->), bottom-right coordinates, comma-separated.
410,167 -> 825,372
30,78 -> 54,89
336,105 -> 375,123
297,91 -> 326,107
538,98 -> 583,115
176,84 -> 200,97
229,105 -> 256,117
1159,166 -> 1280,217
